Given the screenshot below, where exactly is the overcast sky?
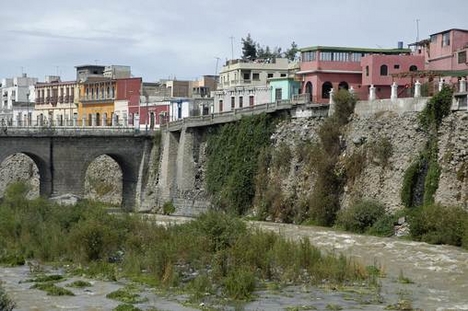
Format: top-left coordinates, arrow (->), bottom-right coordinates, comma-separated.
1,0 -> 467,82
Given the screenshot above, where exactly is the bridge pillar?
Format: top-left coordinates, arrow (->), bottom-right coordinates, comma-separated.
158,131 -> 180,202
176,128 -> 197,192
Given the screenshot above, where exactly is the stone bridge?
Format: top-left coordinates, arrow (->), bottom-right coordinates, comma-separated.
0,127 -> 153,210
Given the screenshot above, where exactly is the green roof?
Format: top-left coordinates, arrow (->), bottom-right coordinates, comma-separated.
299,45 -> 411,54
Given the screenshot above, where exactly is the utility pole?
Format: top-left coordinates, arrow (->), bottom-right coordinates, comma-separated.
416,19 -> 420,42
229,36 -> 234,60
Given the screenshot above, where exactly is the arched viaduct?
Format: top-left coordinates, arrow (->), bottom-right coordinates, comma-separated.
0,128 -> 153,210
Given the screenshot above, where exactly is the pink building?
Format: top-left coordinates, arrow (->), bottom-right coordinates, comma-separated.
361,54 -> 425,99
426,28 -> 468,73
298,46 -> 412,103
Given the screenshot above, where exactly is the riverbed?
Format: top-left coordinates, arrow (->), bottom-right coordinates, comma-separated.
1,217 -> 467,310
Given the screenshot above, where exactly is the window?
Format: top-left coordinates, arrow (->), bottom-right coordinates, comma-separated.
458,51 -> 467,64
320,52 -> 332,61
249,95 -> 254,106
305,82 -> 313,101
219,99 -> 223,112
442,32 -> 450,46
365,66 -> 369,76
267,73 -> 273,78
252,73 -> 260,80
275,88 -> 282,101
280,73 -> 287,77
380,65 -> 388,76
231,97 -> 235,109
239,96 -> 243,108
430,35 -> 437,43
322,82 -> 333,99
394,64 -> 400,69
302,51 -> 316,62
338,81 -> 349,90
243,72 -> 250,80
409,65 -> 418,72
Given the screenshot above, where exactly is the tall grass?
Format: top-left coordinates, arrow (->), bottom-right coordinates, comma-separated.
0,182 -> 372,301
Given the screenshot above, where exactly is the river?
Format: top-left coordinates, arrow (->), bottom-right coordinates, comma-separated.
1,216 -> 467,310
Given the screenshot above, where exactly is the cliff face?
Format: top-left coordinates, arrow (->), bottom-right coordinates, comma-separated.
2,110 -> 468,213
266,111 -> 468,214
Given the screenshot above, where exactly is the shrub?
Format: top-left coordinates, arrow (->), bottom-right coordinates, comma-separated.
162,201 -> 175,215
223,266 -> 256,300
336,199 -> 386,233
369,136 -> 393,168
408,204 -> 468,246
366,213 -> 398,237
0,283 -> 15,311
418,85 -> 453,131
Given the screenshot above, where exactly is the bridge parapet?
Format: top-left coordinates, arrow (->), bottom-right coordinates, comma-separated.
0,126 -> 154,137
166,100 -> 294,131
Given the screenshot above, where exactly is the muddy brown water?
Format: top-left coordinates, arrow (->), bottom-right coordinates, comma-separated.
1,216 -> 467,310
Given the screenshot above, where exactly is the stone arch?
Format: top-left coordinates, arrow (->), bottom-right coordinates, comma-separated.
0,152 -> 51,199
305,81 -> 313,101
338,81 -> 349,90
83,154 -> 123,206
322,81 -> 333,99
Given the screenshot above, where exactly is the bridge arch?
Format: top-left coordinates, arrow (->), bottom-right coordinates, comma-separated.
83,154 -> 123,206
0,151 -> 52,198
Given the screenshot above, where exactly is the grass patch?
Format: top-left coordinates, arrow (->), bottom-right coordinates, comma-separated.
106,286 -> 148,304
30,283 -> 74,296
113,304 -> 143,311
67,280 -> 92,288
24,274 -> 64,283
0,283 -> 15,311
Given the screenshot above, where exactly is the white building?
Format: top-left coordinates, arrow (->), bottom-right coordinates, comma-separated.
1,74 -> 38,125
213,58 -> 290,113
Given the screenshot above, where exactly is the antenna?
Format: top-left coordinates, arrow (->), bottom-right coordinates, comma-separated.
416,19 -> 420,42
229,36 -> 234,60
214,57 -> 220,75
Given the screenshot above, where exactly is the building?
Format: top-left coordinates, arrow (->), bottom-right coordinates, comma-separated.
268,62 -> 301,102
78,77 -> 141,127
34,76 -> 78,126
214,58 -> 290,113
1,73 -> 38,125
298,46 -> 415,103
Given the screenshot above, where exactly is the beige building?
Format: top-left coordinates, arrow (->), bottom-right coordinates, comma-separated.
34,76 -> 78,126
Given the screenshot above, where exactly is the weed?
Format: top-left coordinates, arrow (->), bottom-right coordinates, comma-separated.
0,282 -> 15,311
30,283 -> 74,296
67,280 -> 92,288
162,201 -> 176,215
106,286 -> 148,304
398,270 -> 414,284
113,304 -> 143,311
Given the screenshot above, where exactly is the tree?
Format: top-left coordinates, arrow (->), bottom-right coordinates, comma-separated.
284,41 -> 299,61
241,33 -> 257,60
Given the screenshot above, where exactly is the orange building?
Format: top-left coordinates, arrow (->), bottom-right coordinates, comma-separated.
77,77 -> 116,126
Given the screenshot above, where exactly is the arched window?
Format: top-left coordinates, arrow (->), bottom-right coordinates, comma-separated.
305,82 -> 313,101
409,65 -> 418,72
380,65 -> 388,76
338,81 -> 349,90
322,81 -> 333,99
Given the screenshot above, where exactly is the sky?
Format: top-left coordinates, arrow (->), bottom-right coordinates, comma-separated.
1,0 -> 467,82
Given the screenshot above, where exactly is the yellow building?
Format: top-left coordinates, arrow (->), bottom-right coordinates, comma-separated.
78,77 -> 116,126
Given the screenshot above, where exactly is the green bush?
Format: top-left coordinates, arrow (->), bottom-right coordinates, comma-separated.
223,266 -> 256,300
0,283 -> 15,311
408,204 -> 468,246
418,85 -> 453,131
366,213 -> 398,237
336,199 -> 386,233
162,201 -> 175,215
